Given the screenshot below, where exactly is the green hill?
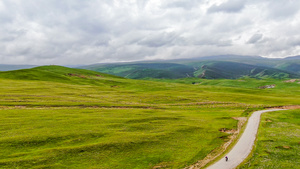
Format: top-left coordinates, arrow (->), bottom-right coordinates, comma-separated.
0,65 -> 123,85
0,66 -> 299,168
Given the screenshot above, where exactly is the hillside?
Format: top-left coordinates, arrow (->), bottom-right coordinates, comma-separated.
0,65 -> 123,85
275,63 -> 300,74
80,56 -> 300,79
188,61 -> 300,79
0,66 -> 299,168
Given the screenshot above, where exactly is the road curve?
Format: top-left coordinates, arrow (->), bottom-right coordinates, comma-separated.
206,109 -> 284,169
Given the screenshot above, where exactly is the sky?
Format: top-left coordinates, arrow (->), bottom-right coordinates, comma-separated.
0,0 -> 300,65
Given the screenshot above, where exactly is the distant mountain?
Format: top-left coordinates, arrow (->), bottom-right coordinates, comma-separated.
283,55 -> 300,60
81,63 -> 194,79
187,61 -> 299,79
172,55 -> 300,67
0,64 -> 37,71
80,55 -> 300,79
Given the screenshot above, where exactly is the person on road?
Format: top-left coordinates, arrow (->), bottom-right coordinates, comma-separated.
225,156 -> 228,162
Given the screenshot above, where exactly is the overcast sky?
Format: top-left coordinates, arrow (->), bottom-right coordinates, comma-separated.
1,0 -> 300,65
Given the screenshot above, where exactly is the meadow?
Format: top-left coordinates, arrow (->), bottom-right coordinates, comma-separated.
0,66 -> 299,168
240,109 -> 300,169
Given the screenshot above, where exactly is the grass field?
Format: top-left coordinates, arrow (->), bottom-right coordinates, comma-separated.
240,109 -> 300,169
0,66 -> 299,168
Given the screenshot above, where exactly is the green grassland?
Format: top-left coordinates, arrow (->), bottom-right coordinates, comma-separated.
240,109 -> 300,169
151,77 -> 300,93
0,66 -> 299,168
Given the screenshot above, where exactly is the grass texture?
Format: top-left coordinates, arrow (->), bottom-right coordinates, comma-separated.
240,110 -> 300,169
0,66 -> 299,168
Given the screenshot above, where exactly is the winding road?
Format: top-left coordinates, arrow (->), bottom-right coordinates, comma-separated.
206,109 -> 284,169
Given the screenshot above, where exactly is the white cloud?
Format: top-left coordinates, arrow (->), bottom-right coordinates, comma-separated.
0,0 -> 299,65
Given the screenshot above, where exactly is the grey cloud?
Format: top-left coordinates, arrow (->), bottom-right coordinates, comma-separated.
267,0 -> 300,19
163,0 -> 199,10
137,32 -> 179,47
289,37 -> 300,47
0,0 -> 300,64
247,34 -> 263,44
193,36 -> 233,47
208,0 -> 246,13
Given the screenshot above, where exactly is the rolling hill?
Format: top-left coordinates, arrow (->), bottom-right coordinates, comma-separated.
0,65 -> 123,85
0,66 -> 299,168
80,55 -> 300,79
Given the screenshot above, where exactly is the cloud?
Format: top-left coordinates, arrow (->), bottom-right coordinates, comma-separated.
208,0 -> 246,13
137,32 -> 180,47
247,34 -> 263,44
266,0 -> 300,19
0,0 -> 300,65
163,0 -> 199,10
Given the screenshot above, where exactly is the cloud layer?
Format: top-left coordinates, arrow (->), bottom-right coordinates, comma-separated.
0,0 -> 300,65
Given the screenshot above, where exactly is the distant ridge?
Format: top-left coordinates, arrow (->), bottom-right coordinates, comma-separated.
0,64 -> 37,71
80,55 -> 300,79
283,55 -> 300,60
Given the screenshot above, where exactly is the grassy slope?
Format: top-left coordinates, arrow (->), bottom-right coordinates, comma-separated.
276,63 -> 300,74
150,78 -> 300,97
0,66 -> 299,168
239,110 -> 300,169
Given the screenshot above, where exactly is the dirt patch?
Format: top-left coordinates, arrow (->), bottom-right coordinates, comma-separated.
152,162 -> 171,169
283,146 -> 291,149
219,128 -> 236,134
270,105 -> 300,110
14,106 -> 27,109
184,117 -> 247,169
66,73 -> 87,78
111,85 -> 119,88
265,119 -> 273,122
284,79 -> 300,83
153,166 -> 167,169
275,146 -> 291,149
258,84 -> 276,89
0,106 -> 10,110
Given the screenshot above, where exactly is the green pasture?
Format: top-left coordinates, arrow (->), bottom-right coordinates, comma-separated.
0,107 -> 243,168
0,66 -> 299,168
240,110 -> 300,169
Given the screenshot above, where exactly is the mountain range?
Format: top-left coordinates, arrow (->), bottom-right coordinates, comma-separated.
80,55 -> 300,79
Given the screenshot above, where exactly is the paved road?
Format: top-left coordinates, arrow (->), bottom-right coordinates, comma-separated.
206,109 -> 284,169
